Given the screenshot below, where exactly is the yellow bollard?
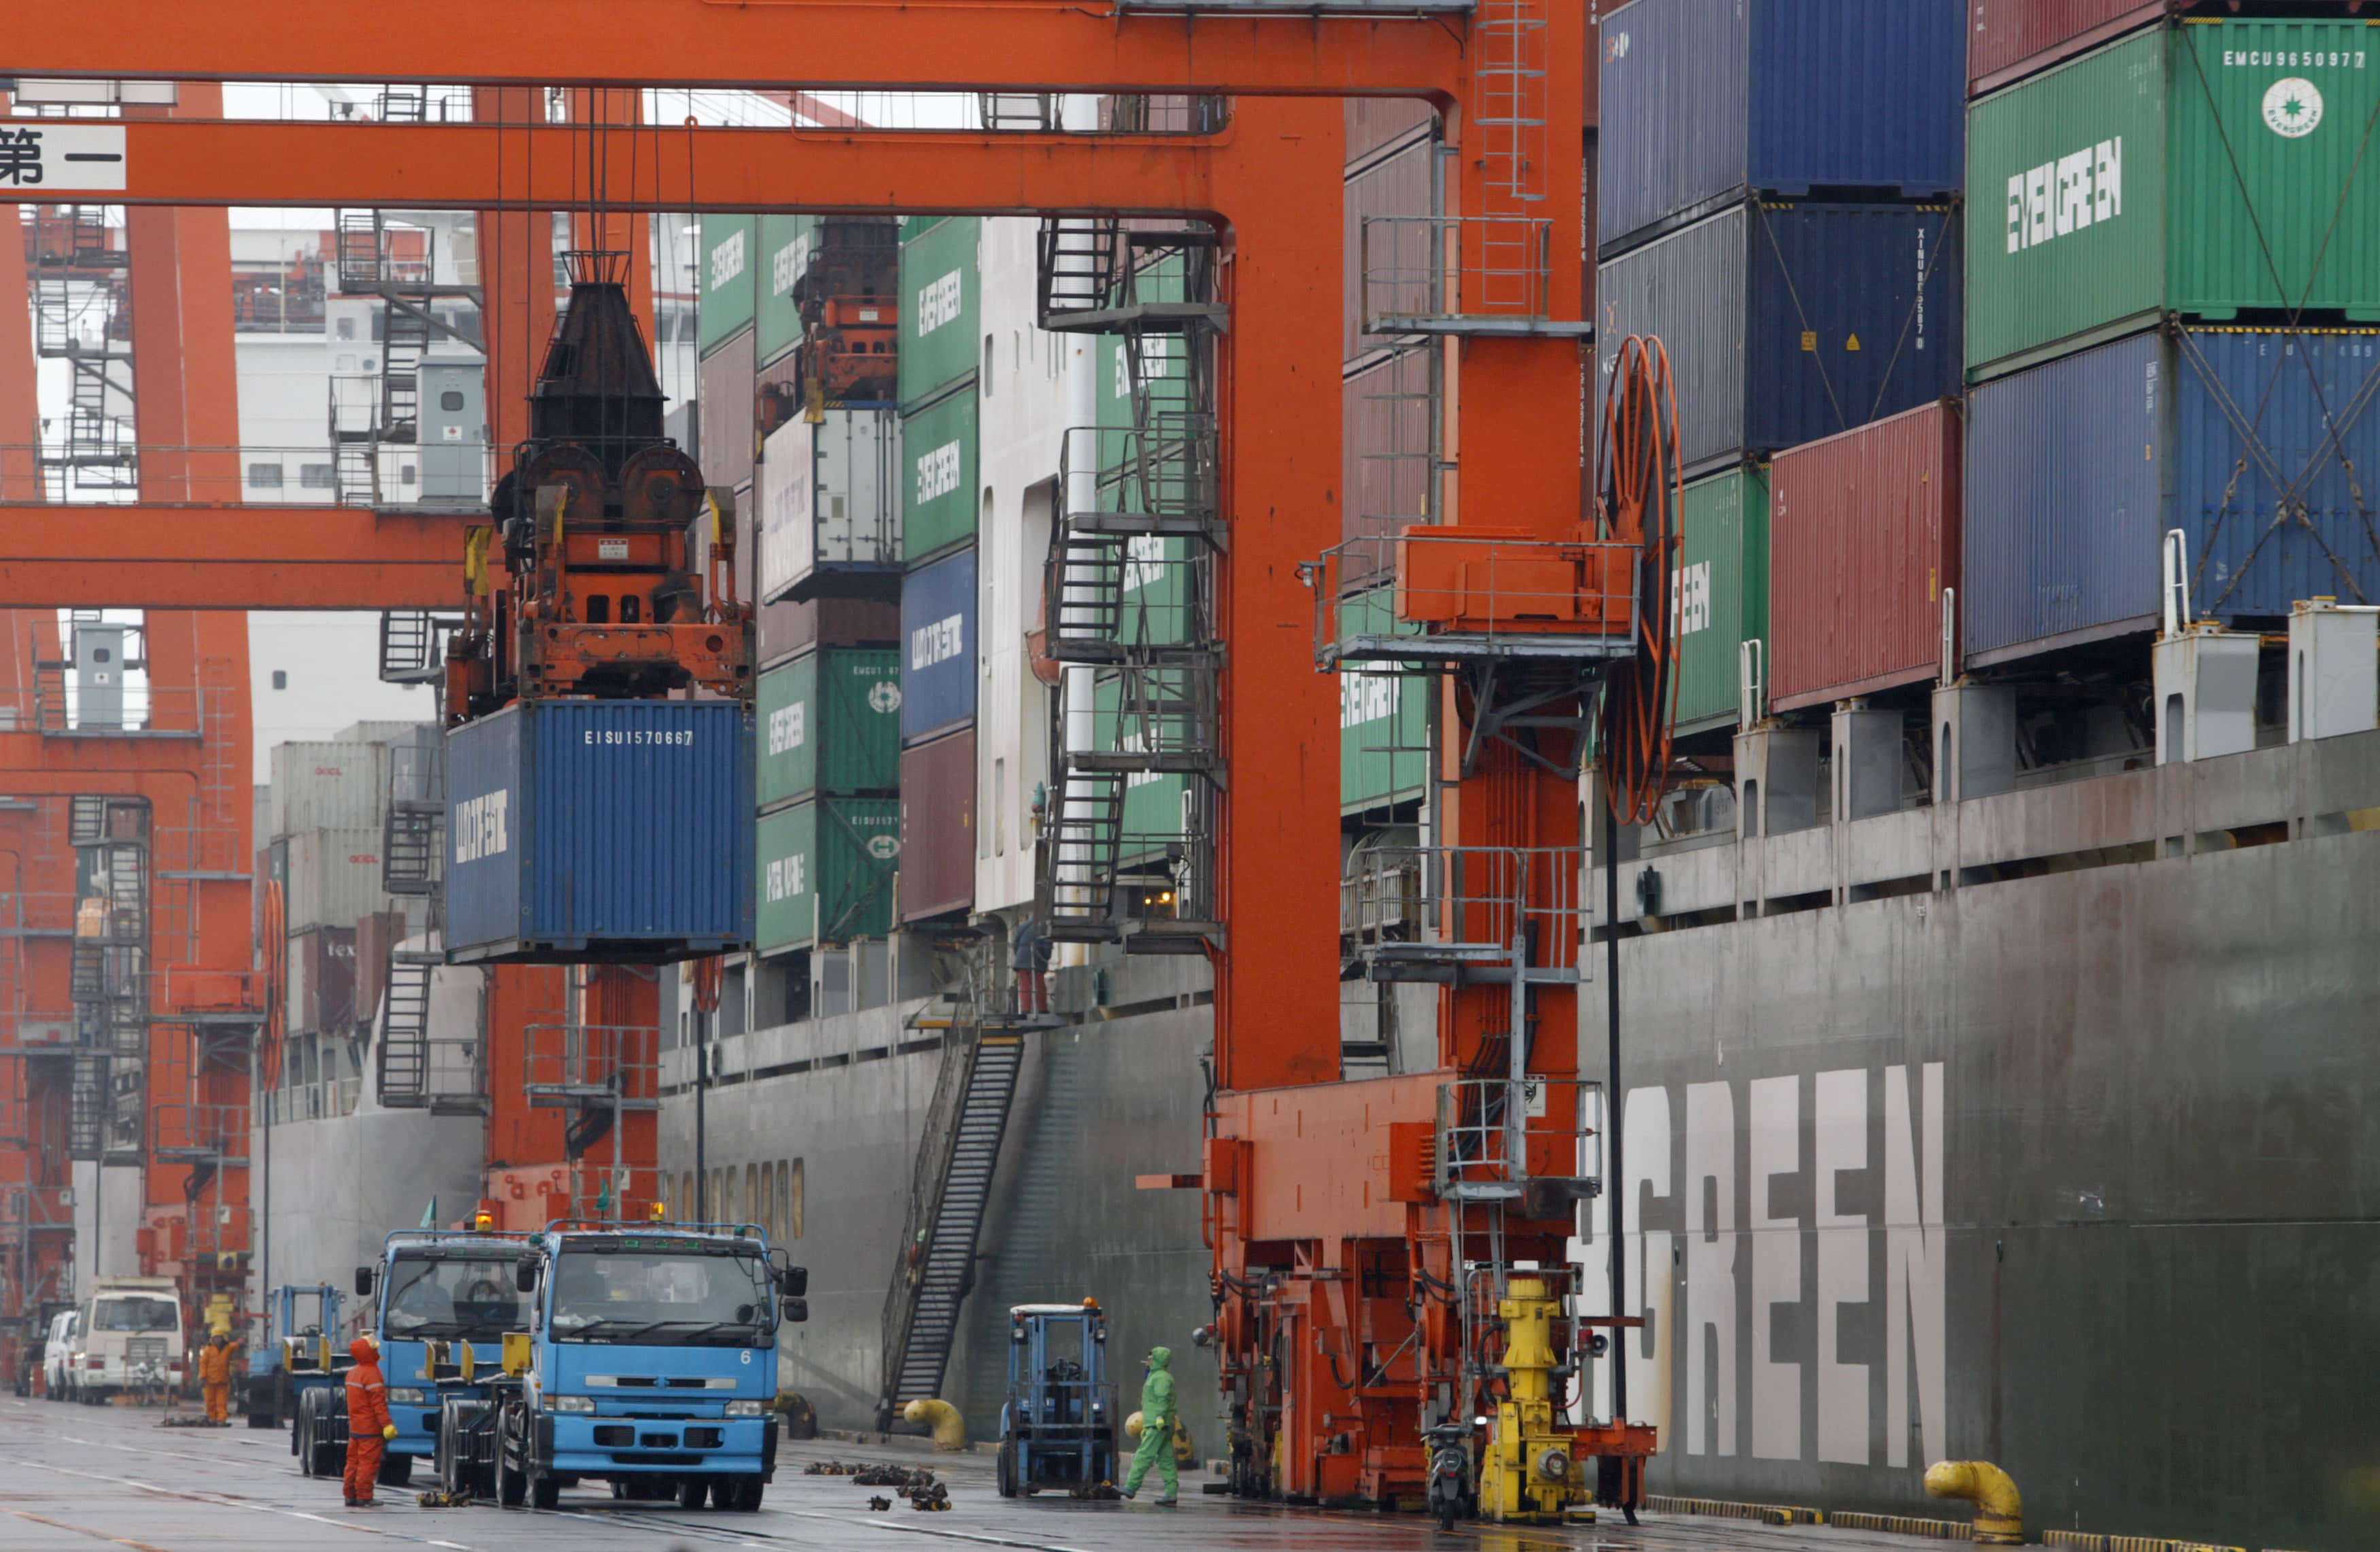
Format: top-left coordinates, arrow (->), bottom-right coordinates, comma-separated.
1924,1460 -> 2023,1545
903,1397 -> 967,1451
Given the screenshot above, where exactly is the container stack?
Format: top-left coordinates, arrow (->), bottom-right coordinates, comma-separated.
1960,10 -> 2380,668
1340,101 -> 1438,820
1596,0 -> 1967,742
895,216 -> 981,927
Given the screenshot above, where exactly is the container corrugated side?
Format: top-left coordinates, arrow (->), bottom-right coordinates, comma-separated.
285,826 -> 384,935
756,213 -> 817,366
759,408 -> 902,603
269,741 -> 387,838
1345,97 -> 1434,167
900,545 -> 977,745
1967,0 -> 2165,97
1338,589 -> 1429,815
898,727 -> 975,922
444,700 -> 753,962
697,214 -> 757,357
898,216 -> 979,411
1966,326 -> 2380,664
757,648 -> 901,806
755,797 -> 900,952
901,386 -> 978,566
1344,348 -> 1435,552
1599,0 -> 1966,255
1598,201 -> 1963,475
1672,465 -> 1769,736
698,327 -> 756,494
1769,400 -> 1961,712
1345,138 -> 1435,365
1967,20 -> 2380,381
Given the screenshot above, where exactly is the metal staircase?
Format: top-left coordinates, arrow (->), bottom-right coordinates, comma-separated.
373,951 -> 437,1108
67,1054 -> 107,1160
330,209 -> 483,506
377,610 -> 456,685
879,1018 -> 1028,1426
1035,224 -> 1225,951
29,207 -> 137,498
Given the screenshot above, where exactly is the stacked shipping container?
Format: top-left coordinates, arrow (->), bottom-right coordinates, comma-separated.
1959,14 -> 2380,663
895,216 -> 982,925
1597,0 -> 1968,735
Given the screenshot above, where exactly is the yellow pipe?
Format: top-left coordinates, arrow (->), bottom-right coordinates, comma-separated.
1924,1460 -> 2023,1545
904,1397 -> 967,1451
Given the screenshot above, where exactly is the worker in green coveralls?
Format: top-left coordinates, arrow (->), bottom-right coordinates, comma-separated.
1120,1345 -> 1178,1505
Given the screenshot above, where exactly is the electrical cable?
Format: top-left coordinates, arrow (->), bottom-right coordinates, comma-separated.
1594,334 -> 1683,825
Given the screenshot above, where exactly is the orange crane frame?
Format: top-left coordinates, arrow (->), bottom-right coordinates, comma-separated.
2,3 -> 1637,1511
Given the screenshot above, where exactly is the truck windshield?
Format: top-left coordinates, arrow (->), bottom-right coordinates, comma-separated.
384,1255 -> 534,1341
548,1247 -> 773,1345
91,1298 -> 177,1334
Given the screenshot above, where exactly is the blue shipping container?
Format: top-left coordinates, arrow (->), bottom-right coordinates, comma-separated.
1964,328 -> 2380,666
1597,201 -> 1963,475
1597,0 -> 1966,256
900,544 -> 976,745
445,700 -> 755,962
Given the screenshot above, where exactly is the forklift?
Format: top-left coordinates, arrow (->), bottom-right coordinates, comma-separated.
996,1300 -> 1119,1498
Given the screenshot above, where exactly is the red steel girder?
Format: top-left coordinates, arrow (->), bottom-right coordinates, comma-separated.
69,116 -> 1251,214
0,1 -> 1465,100
0,503 -> 473,608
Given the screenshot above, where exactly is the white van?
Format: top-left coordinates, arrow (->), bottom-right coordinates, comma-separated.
41,1309 -> 80,1400
75,1277 -> 184,1402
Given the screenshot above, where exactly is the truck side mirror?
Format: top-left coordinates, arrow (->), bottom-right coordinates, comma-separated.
779,1265 -> 809,1298
354,1266 -> 374,1298
515,1258 -> 538,1294
779,1296 -> 808,1324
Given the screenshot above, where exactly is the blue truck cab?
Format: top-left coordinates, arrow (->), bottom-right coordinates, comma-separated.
354,1230 -> 537,1473
486,1220 -> 806,1512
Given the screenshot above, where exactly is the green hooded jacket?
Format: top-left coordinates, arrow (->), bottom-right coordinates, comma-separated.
1139,1345 -> 1176,1426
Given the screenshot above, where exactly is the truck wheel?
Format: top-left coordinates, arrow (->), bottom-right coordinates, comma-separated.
997,1441 -> 1017,1499
724,1477 -> 763,1513
530,1472 -> 560,1511
677,1475 -> 708,1510
496,1451 -> 526,1509
294,1406 -> 311,1472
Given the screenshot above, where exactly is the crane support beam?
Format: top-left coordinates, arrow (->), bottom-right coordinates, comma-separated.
39,117 -> 1252,213
0,503 -> 470,608
0,2 -> 1463,99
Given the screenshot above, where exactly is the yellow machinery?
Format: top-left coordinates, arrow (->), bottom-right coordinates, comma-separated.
1480,1277 -> 1590,1523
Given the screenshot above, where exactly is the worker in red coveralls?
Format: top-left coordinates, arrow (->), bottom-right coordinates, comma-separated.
197,1333 -> 235,1424
342,1334 -> 396,1507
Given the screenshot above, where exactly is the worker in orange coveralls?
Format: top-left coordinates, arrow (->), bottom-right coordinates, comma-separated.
197,1333 -> 235,1424
342,1334 -> 396,1507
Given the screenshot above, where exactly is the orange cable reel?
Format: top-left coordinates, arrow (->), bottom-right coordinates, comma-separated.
1595,334 -> 1685,826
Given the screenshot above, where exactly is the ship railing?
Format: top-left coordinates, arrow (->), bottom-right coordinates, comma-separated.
1345,844 -> 1584,976
1360,215 -> 1591,339
1310,531 -> 1639,670
152,1101 -> 250,1165
1435,1075 -> 1599,1203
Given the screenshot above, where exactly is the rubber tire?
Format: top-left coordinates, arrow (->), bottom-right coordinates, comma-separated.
678,1475 -> 709,1510
294,1407 -> 311,1472
497,1451 -> 526,1509
530,1472 -> 560,1511
379,1451 -> 413,1488
246,1408 -> 275,1430
724,1476 -> 762,1513
997,1440 -> 1017,1499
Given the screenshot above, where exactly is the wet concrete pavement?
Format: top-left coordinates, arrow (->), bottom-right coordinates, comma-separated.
0,1393 -> 1949,1552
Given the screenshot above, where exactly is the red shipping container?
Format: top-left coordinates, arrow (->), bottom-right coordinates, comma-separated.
1768,400 -> 1961,713
898,727 -> 975,924
1964,1 -> 2356,97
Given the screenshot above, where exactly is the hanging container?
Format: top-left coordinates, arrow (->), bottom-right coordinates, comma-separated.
1967,20 -> 2380,382
1769,401 -> 1962,711
1598,201 -> 1963,477
444,700 -> 755,963
1964,326 -> 2380,666
1598,0 -> 1967,256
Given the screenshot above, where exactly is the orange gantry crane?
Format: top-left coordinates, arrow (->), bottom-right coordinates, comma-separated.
0,1 -> 1664,1521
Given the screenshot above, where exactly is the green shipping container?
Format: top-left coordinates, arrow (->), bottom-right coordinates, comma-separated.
755,797 -> 901,952
1336,589 -> 1429,814
1673,464 -> 1769,738
899,217 -> 979,409
755,648 -> 901,806
902,387 -> 979,564
1967,20 -> 2380,380
698,214 -> 758,358
756,214 -> 817,367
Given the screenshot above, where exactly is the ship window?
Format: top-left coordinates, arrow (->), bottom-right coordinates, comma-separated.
248,462 -> 282,488
299,464 -> 334,489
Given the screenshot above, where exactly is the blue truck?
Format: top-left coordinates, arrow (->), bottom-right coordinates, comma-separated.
298,1230 -> 539,1485
422,1220 -> 804,1511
